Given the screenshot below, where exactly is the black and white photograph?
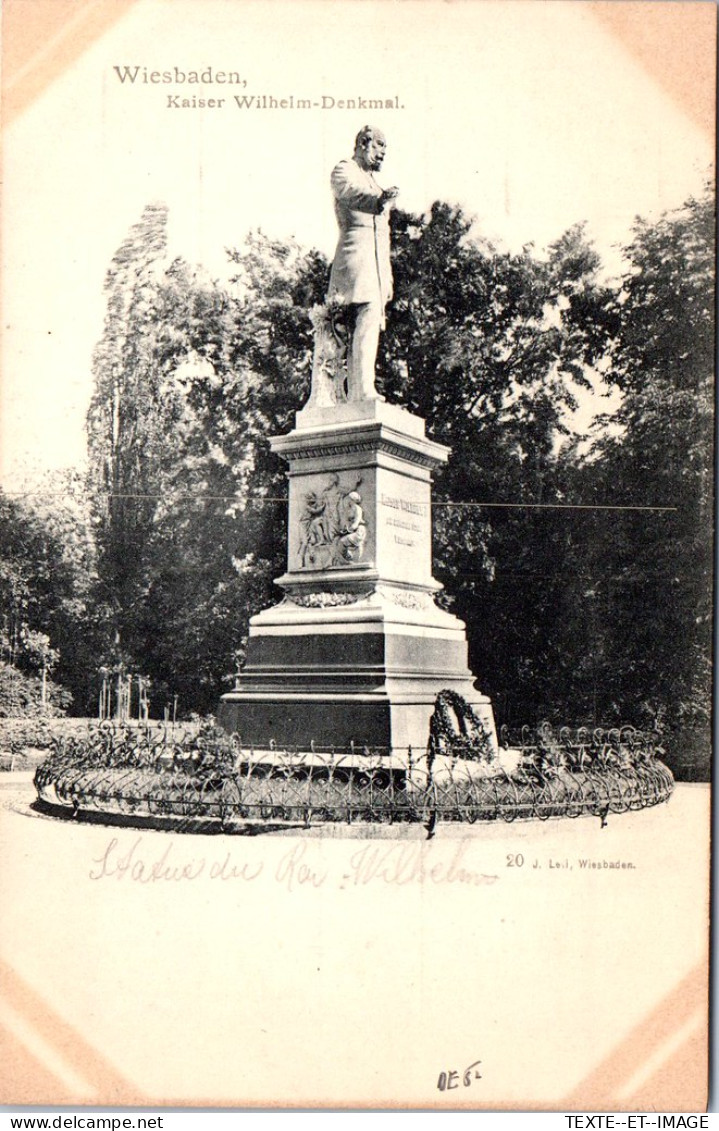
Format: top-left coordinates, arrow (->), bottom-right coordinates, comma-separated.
0,0 -> 714,1113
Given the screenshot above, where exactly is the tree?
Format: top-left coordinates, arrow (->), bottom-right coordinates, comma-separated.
0,486 -> 89,714
135,236 -> 326,710
572,188 -> 714,775
86,217 -> 326,713
86,205 -> 244,699
86,202 -> 173,666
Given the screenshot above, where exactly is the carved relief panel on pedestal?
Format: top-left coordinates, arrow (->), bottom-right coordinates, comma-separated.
296,472 -> 369,571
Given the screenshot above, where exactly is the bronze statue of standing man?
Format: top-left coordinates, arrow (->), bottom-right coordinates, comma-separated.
327,126 -> 399,401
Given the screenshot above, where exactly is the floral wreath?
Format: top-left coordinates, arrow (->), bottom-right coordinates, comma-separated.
429,689 -> 495,764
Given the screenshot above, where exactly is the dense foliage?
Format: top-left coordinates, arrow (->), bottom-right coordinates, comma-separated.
2,188 -> 712,778
0,482 -> 97,714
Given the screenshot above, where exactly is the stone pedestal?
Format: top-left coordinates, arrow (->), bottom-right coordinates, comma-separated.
219,399 -> 496,753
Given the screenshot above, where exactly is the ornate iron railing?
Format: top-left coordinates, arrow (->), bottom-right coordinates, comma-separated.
34,723 -> 674,830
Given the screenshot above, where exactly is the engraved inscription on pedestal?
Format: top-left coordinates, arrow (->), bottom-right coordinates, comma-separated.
380,492 -> 428,550
375,471 -> 433,587
296,472 -> 367,570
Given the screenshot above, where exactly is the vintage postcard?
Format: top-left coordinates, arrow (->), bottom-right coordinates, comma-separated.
0,0 -> 714,1112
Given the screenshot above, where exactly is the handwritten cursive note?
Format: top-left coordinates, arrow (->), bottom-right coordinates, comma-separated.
89,837 -> 263,883
88,836 -> 500,890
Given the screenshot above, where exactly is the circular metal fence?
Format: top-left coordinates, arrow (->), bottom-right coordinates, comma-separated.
34,722 -> 674,830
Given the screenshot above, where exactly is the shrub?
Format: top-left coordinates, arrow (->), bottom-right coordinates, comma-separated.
0,661 -> 72,718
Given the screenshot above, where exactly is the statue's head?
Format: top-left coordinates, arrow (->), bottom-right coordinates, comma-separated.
354,126 -> 387,172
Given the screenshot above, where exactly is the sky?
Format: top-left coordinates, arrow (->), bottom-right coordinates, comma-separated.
1,0 -> 714,489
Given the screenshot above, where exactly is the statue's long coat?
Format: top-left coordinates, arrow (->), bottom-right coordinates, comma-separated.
327,158 -> 393,310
